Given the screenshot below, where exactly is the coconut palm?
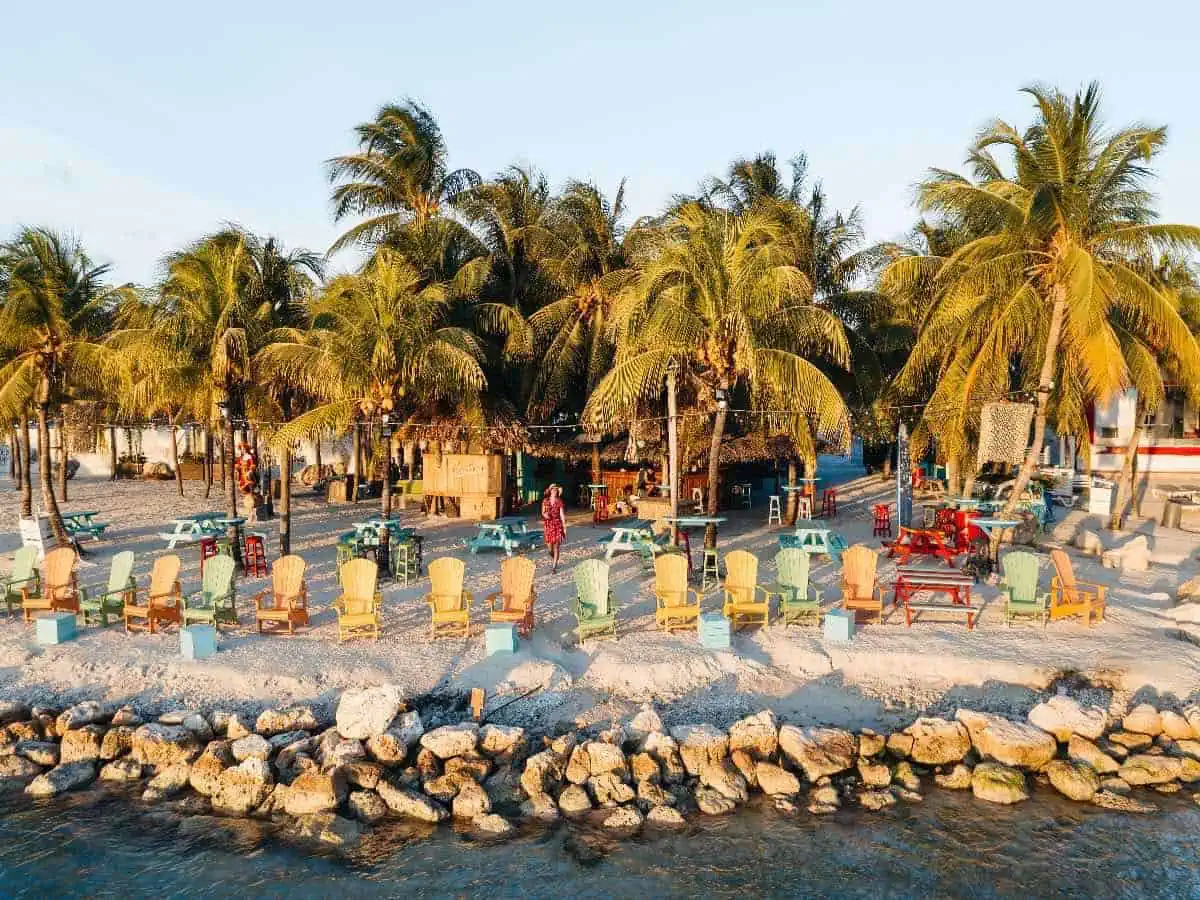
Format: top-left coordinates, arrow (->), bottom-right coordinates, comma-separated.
887,83 -> 1200,518
327,100 -> 481,252
585,202 -> 852,536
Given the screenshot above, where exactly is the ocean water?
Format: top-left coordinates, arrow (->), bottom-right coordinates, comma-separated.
0,787 -> 1198,898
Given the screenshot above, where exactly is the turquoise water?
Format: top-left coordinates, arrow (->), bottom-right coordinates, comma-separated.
1,787 -> 1198,897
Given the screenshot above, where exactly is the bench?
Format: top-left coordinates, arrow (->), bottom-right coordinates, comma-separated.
893,566 -> 977,629
902,601 -> 978,630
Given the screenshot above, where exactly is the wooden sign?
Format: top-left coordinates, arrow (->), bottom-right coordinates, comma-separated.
19,516 -> 51,562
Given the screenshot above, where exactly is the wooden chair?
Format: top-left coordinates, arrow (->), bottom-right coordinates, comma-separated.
182,553 -> 238,629
722,549 -> 770,630
123,554 -> 182,633
2,546 -> 40,618
79,550 -> 135,627
1048,549 -> 1105,624
423,557 -> 472,639
572,559 -> 617,642
253,555 -> 309,634
653,552 -> 700,632
335,558 -> 382,642
1000,551 -> 1048,626
840,544 -> 885,624
770,548 -> 822,626
22,547 -> 79,622
488,556 -> 536,637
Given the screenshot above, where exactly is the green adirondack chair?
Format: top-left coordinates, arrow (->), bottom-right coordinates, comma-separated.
2,547 -> 40,618
1001,551 -> 1047,626
78,550 -> 136,626
769,548 -> 823,626
181,554 -> 239,628
572,559 -> 617,642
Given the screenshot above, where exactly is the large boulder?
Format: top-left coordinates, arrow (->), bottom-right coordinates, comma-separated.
585,741 -> 627,777
1028,696 -> 1107,742
231,735 -> 272,762
451,780 -> 491,819
934,764 -> 974,790
57,701 -> 109,732
1160,711 -> 1195,741
0,755 -> 42,781
778,726 -> 857,781
1045,760 -> 1100,802
132,724 -> 202,769
1116,535 -> 1151,572
1122,704 -> 1163,737
26,761 -> 96,797
255,706 -> 319,737
557,784 -> 592,815
376,778 -> 448,822
15,741 -> 59,767
589,773 -> 635,806
365,716 -> 422,766
335,687 -> 404,741
728,710 -> 779,759
1067,736 -> 1119,774
1118,755 -> 1182,786
698,759 -> 749,804
143,762 -> 193,801
100,759 -> 144,782
903,718 -> 971,765
628,704 -> 663,746
100,726 -> 135,761
694,785 -> 737,815
755,762 -> 801,796
59,725 -> 104,764
669,725 -> 729,776
420,723 -> 480,760
970,762 -> 1028,804
190,742 -> 234,797
284,771 -> 348,816
212,759 -> 274,814
1074,531 -> 1104,556
347,790 -> 389,823
643,732 -> 686,783
955,710 -> 1056,770
478,724 -> 525,759
603,807 -> 643,832
520,749 -> 567,797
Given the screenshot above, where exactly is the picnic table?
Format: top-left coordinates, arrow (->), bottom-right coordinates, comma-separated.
886,526 -> 958,566
893,564 -> 978,629
157,511 -> 228,549
467,517 -> 542,557
62,510 -> 108,541
602,519 -> 662,560
778,527 -> 847,562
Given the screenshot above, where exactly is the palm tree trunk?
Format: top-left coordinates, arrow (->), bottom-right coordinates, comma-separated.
1001,285 -> 1067,519
12,423 -> 22,489
19,413 -> 32,518
381,428 -> 392,519
315,435 -> 322,479
57,417 -> 69,503
1108,417 -> 1143,531
591,443 -> 601,485
37,403 -> 67,545
203,428 -> 213,499
350,424 -> 361,504
170,424 -> 184,497
219,435 -> 227,492
279,445 -> 292,555
786,459 -> 798,524
225,417 -> 238,519
108,425 -> 118,481
705,387 -> 730,547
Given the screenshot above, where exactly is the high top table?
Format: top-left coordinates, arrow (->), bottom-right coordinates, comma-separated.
664,515 -> 727,570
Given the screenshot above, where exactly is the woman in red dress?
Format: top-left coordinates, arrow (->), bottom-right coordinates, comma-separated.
541,484 -> 567,572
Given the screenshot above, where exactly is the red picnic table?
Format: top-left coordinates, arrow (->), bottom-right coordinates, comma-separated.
885,526 -> 958,566
892,565 -> 978,629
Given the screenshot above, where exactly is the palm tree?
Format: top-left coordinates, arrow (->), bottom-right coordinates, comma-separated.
327,100 -> 480,252
0,228 -> 131,542
585,202 -> 851,539
887,83 -> 1200,518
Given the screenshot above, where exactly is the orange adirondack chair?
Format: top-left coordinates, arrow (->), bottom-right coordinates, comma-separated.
424,557 -> 473,639
22,547 -> 79,622
1048,549 -> 1106,624
488,556 -> 536,636
123,554 -> 183,633
841,544 -> 885,624
254,555 -> 309,634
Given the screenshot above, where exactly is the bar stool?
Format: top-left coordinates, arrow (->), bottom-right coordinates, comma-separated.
768,495 -> 783,526
199,537 -> 219,576
391,538 -> 418,586
242,533 -> 268,578
335,539 -> 357,573
593,493 -> 610,525
701,548 -> 721,591
872,503 -> 892,537
821,488 -> 837,518
797,496 -> 813,520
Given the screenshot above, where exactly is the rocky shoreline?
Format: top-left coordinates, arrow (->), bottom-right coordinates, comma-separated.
1,689 -> 1199,850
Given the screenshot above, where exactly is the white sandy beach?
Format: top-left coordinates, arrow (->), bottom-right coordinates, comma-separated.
3,475 -> 1200,732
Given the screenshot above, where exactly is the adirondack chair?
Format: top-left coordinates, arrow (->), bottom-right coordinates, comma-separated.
488,556 -> 537,636
1,546 -> 40,618
423,557 -> 473,639
653,552 -> 700,632
770,548 -> 823,626
335,558 -> 382,642
22,547 -> 79,622
572,558 -> 617,642
1000,551 -> 1048,626
722,550 -> 771,630
123,554 -> 182,633
182,554 -> 238,629
79,550 -> 135,626
254,555 -> 309,634
840,544 -> 885,624
1048,549 -> 1106,624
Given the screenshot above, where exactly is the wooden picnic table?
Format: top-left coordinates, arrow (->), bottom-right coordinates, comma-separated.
603,519 -> 659,560
778,527 -> 847,562
467,518 -> 542,557
157,511 -> 228,549
893,565 -> 978,629
886,526 -> 958,566
62,510 -> 108,541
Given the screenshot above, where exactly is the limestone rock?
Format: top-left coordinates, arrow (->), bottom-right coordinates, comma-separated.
420,723 -> 480,760
628,704 -> 663,746
189,742 -> 234,797
886,731 -> 914,758
286,813 -> 363,848
730,749 -> 757,788
642,732 -> 686,783
1067,735 -> 1119,775
1074,530 -> 1104,556
892,761 -> 921,791
520,749 -> 566,797
1093,790 -> 1157,813
0,754 -> 42,780
285,771 -> 348,816
1155,782 -> 1182,794
857,758 -> 891,788
5,721 -> 41,745
256,706 -> 319,737
597,724 -> 627,747
132,724 -> 202,770
365,731 -> 410,766
100,726 -> 135,761
377,778 -> 448,822
1122,704 -> 1163,737
903,717 -> 971,765
423,773 -> 464,803
212,759 -> 274,814
585,741 -> 626,777
325,739 -> 367,770
1176,739 -> 1200,761
231,734 -> 272,762
727,710 -> 779,759
695,785 -> 737,815
1179,757 -> 1200,783
669,724 -> 729,776
59,725 -> 104,764
181,714 -> 213,741
637,780 -> 674,808
955,710 -> 1056,770
755,761 -> 801,796
1045,760 -> 1100,802
225,713 -> 254,741
1099,776 -> 1131,794
934,764 -> 974,790
809,781 -> 840,809
1118,754 -> 1182,785
894,788 -> 924,803
602,807 -> 643,832
451,780 -> 491,819
858,730 -> 885,758
859,790 -> 896,811
1161,711 -> 1195,741
143,762 -> 192,801
778,726 -> 857,781
645,805 -> 685,827
971,762 -> 1028,804
482,764 -> 525,806
519,791 -> 560,822
558,784 -> 592,815
0,701 -> 30,725
26,761 -> 96,797
335,686 -> 404,740
1178,576 -> 1200,603
630,752 -> 661,784
1116,535 -> 1151,572
1108,731 -> 1153,751
341,760 -> 383,791
471,813 -> 515,837
699,759 -> 748,804
565,746 -> 591,785
100,758 -> 144,782
1028,696 -> 1107,742
589,773 -> 635,806
15,740 -> 59,766
348,789 -> 389,823
57,701 -> 110,733
478,724 -> 524,759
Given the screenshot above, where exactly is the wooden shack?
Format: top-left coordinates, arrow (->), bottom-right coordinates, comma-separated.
423,453 -> 503,520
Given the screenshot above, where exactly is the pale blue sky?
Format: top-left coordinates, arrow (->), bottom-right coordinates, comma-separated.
2,0 -> 1198,285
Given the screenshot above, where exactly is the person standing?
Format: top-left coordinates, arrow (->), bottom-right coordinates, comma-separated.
541,484 -> 567,573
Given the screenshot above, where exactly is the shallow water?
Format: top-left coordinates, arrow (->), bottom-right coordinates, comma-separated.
0,787 -> 1198,898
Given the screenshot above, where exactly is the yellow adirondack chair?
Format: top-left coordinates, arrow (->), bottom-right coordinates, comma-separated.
123,554 -> 182,633
488,556 -> 536,636
722,550 -> 770,630
254,555 -> 309,634
654,553 -> 700,632
334,558 -> 382,642
22,547 -> 79,622
424,557 -> 473,639
841,544 -> 885,624
1048,549 -> 1105,624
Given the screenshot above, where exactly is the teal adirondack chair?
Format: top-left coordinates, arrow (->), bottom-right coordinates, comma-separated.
78,550 -> 136,626
770,548 -> 823,626
181,555 -> 239,628
1001,551 -> 1047,626
572,559 -> 617,642
2,547 -> 40,618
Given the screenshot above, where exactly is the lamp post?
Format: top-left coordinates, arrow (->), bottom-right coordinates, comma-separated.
667,359 -> 680,544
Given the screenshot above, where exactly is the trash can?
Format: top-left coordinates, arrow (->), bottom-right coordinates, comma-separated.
1163,500 -> 1183,529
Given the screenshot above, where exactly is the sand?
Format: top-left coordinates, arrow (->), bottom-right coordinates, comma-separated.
3,474 -> 1200,732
